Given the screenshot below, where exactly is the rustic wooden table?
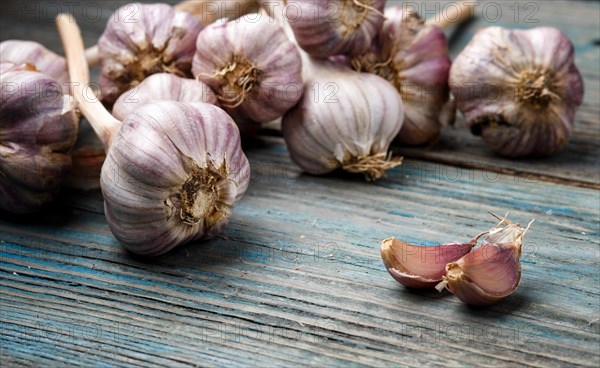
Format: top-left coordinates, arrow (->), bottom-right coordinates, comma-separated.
1,1 -> 599,366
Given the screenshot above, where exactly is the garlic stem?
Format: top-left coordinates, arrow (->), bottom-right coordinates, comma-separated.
57,13 -> 120,151
426,1 -> 475,29
84,45 -> 99,67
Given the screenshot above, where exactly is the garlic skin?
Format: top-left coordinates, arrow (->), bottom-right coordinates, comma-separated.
112,73 -> 218,121
437,220 -> 531,306
192,12 -> 303,123
282,61 -> 404,181
0,40 -> 69,93
101,102 -> 250,256
98,3 -> 203,104
286,0 -> 386,58
450,27 -> 584,157
381,235 -> 483,288
352,8 -> 451,145
64,120 -> 105,191
0,68 -> 78,213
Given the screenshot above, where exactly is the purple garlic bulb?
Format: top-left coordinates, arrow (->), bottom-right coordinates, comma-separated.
285,0 -> 386,58
98,3 -> 203,104
112,73 -> 218,120
450,27 -> 584,157
192,12 -> 303,124
352,8 -> 452,145
0,40 -> 70,94
0,65 -> 78,213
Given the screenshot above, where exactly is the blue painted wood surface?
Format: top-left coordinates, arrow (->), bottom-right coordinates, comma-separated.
1,0 -> 599,366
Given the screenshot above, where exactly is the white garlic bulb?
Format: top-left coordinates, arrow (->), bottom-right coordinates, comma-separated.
450,27 -> 584,157
282,61 -> 404,181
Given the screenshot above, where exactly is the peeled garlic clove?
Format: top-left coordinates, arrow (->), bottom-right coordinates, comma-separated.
450,27 -> 584,157
286,0 -> 386,58
98,3 -> 203,104
352,8 -> 451,145
0,69 -> 78,213
112,73 -> 218,121
0,40 -> 70,94
282,60 -> 404,181
439,243 -> 521,306
381,237 -> 479,288
192,12 -> 303,123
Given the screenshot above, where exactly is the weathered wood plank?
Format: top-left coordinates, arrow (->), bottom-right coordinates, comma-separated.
1,0 -> 598,186
1,137 -> 599,367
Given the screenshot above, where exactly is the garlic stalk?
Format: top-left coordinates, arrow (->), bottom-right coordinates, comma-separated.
192,11 -> 303,123
176,0 -> 260,24
450,27 -> 584,157
58,14 -> 250,256
280,0 -> 386,58
352,8 -> 452,145
112,73 -> 218,121
97,3 -> 203,104
0,62 -> 78,213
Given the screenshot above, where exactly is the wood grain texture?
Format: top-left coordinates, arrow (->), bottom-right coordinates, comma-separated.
1,137 -> 599,367
1,0 -> 599,367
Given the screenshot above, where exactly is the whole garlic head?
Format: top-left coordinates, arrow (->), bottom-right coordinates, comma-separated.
450,27 -> 584,157
0,67 -> 78,213
0,40 -> 70,94
353,8 -> 452,145
286,0 -> 386,58
192,12 -> 303,123
101,102 -> 250,256
98,3 -> 203,104
112,73 -> 218,121
282,61 -> 404,181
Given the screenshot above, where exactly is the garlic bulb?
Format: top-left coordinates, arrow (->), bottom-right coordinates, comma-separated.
192,12 -> 303,123
381,233 -> 485,288
0,65 -> 78,213
284,0 -> 386,58
112,73 -> 218,121
0,40 -> 70,94
352,8 -> 452,145
59,13 -> 250,256
282,60 -> 404,181
436,218 -> 533,306
98,3 -> 203,104
64,121 -> 105,191
450,27 -> 584,157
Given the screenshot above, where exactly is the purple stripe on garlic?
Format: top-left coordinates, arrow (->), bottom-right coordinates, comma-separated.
192,11 -> 303,123
284,0 -> 386,58
450,27 -> 584,157
0,40 -> 70,94
352,8 -> 452,146
98,3 -> 203,104
0,67 -> 78,213
112,73 -> 218,121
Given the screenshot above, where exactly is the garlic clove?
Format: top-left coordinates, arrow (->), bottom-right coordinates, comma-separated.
0,40 -> 70,94
112,73 -> 218,121
381,235 -> 483,288
286,0 -> 386,58
450,27 -> 584,157
192,11 -> 303,123
98,3 -> 203,104
438,243 -> 521,306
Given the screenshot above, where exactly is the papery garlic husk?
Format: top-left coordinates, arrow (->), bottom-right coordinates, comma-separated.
98,3 -> 203,104
112,73 -> 218,121
450,27 -> 584,157
381,234 -> 485,288
192,12 -> 303,123
101,101 -> 250,256
282,60 -> 404,181
437,220 -> 530,306
64,120 -> 105,191
352,8 -> 451,145
0,40 -> 70,94
285,0 -> 386,58
0,68 -> 78,213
